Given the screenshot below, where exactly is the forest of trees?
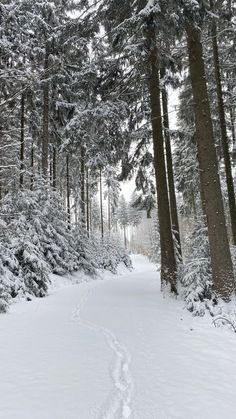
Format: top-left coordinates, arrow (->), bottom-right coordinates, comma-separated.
0,0 -> 235,315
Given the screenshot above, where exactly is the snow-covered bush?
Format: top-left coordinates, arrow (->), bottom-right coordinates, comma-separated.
73,227 -> 97,276
0,250 -> 17,312
0,186 -> 81,308
0,183 -> 133,312
37,190 -> 80,275
92,232 -> 132,273
180,218 -> 212,316
148,215 -> 160,266
13,233 -> 50,298
0,220 -> 20,311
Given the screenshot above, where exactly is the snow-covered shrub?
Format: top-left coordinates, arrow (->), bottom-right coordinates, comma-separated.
0,185 -> 81,306
92,232 -> 132,273
0,251 -> 16,312
13,233 -> 50,298
0,191 -> 50,299
0,183 -> 132,312
180,218 -> 212,316
73,227 -> 97,276
148,215 -> 160,266
0,220 -> 20,311
37,190 -> 79,275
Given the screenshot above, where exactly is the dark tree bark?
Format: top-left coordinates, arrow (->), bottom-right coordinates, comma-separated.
30,132 -> 35,191
146,23 -> 177,294
0,146 -> 2,203
100,168 -> 104,239
230,107 -> 236,144
42,47 -> 50,178
66,154 -> 71,230
210,0 -> 236,245
89,194 -> 92,235
19,93 -> 25,189
86,167 -> 90,235
161,78 -> 182,259
0,126 -> 3,202
49,148 -> 53,185
185,22 -> 235,301
80,145 -> 86,225
108,185 -> 111,232
52,146 -> 57,190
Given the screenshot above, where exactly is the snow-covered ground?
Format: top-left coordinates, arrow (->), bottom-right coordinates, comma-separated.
1,255 -> 236,419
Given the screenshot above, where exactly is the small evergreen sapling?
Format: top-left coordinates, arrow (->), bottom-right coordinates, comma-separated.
180,219 -> 212,316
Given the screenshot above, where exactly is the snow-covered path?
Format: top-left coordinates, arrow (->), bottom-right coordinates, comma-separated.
1,255 -> 236,419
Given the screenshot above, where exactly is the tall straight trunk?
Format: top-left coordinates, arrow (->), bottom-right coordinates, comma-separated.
191,187 -> 197,219
147,23 -> 177,293
52,146 -> 57,190
108,185 -> 111,232
19,93 -> 25,189
210,0 -> 236,244
230,107 -> 236,144
89,195 -> 92,235
42,47 -> 49,178
0,158 -> 2,203
80,145 -> 86,225
0,128 -> 2,202
66,154 -> 71,229
86,167 -> 90,235
30,135 -> 34,191
185,22 -> 234,301
49,148 -> 53,185
161,79 -> 182,259
100,169 -> 104,239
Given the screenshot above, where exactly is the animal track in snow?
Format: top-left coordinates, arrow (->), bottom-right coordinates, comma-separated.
71,288 -> 133,419
100,326 -> 133,419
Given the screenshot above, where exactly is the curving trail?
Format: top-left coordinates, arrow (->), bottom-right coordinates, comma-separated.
71,290 -> 133,419
1,255 -> 236,419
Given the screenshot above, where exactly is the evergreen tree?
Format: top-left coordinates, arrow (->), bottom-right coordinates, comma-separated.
116,195 -> 130,248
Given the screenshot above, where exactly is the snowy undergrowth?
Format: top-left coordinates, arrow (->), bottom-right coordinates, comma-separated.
0,188 -> 131,312
179,218 -> 213,316
179,218 -> 236,332
91,232 -> 132,273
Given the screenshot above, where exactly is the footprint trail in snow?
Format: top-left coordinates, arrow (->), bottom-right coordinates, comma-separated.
71,288 -> 133,419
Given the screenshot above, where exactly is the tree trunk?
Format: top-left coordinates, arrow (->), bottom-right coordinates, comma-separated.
146,23 -> 177,294
210,0 -> 236,245
30,134 -> 34,191
49,147 -> 53,186
42,47 -> 50,179
230,107 -> 236,144
100,169 -> 104,239
89,195 -> 92,235
80,145 -> 86,225
19,93 -> 25,189
86,167 -> 90,235
185,22 -> 235,301
108,185 -> 111,232
66,154 -> 71,230
161,78 -> 182,259
0,145 -> 2,203
52,146 -> 57,190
